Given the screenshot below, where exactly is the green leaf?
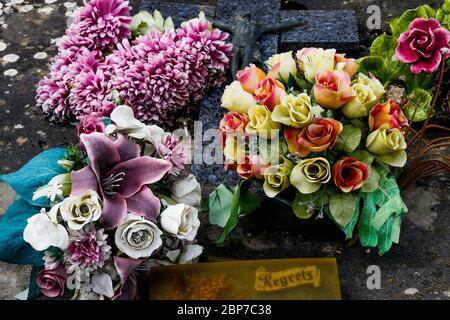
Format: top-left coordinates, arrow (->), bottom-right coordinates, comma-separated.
292,192 -> 318,219
361,166 -> 380,193
404,71 -> 436,91
329,192 -> 356,228
403,88 -> 433,122
370,33 -> 398,63
390,5 -> 435,36
28,265 -> 44,300
357,56 -> 389,82
208,184 -> 233,227
437,0 -> 450,28
377,215 -> 395,255
341,202 -> 360,240
335,125 -> 362,154
0,198 -> 44,265
350,150 -> 375,166
0,148 -> 67,207
217,181 -> 245,243
350,119 -> 367,137
358,192 -> 378,247
239,190 -> 262,215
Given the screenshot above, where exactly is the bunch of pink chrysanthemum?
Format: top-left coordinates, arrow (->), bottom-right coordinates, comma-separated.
36,0 -> 232,125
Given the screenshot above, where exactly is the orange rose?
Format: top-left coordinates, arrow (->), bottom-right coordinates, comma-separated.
369,100 -> 409,131
254,77 -> 287,111
284,118 -> 343,157
236,154 -> 269,180
333,157 -> 369,193
335,53 -> 358,78
236,64 -> 266,94
313,70 -> 355,109
220,111 -> 249,134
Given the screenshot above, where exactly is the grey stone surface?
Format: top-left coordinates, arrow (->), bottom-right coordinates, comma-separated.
140,0 -> 216,25
280,10 -> 359,55
0,0 -> 448,300
215,0 -> 280,60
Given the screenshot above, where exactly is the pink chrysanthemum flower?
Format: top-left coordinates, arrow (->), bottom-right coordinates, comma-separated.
154,133 -> 187,172
72,0 -> 132,51
36,73 -> 73,123
66,226 -> 111,270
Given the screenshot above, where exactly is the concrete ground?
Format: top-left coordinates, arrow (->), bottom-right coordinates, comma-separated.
0,0 -> 449,300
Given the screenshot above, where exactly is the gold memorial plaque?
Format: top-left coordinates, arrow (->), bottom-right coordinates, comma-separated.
148,258 -> 341,300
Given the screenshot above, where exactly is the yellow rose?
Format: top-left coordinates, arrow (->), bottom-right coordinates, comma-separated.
263,156 -> 294,198
267,51 -> 297,82
295,47 -> 336,82
366,124 -> 407,167
271,93 -> 313,128
245,105 -> 281,138
221,80 -> 257,114
223,136 -> 246,164
290,157 -> 331,194
342,73 -> 385,118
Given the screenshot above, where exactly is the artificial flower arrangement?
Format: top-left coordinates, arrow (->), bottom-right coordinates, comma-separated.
209,48 -> 412,255
0,105 -> 204,300
36,0 -> 232,127
358,0 -> 450,123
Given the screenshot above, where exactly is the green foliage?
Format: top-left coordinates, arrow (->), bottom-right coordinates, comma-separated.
361,166 -> 380,193
403,87 -> 433,122
390,5 -> 435,37
350,150 -> 375,166
292,191 -> 328,220
64,145 -> 88,171
131,10 -> 174,37
335,124 -> 362,154
328,191 -> 357,228
437,0 -> 450,28
209,181 -> 262,242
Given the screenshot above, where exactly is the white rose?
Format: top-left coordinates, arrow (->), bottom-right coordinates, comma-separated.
165,244 -> 204,264
60,190 -> 102,230
267,51 -> 297,82
23,206 -> 69,251
160,204 -> 200,241
221,81 -> 258,114
171,174 -> 202,209
115,214 -> 163,259
296,48 -> 336,82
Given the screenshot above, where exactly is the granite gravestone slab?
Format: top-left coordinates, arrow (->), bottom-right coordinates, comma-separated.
280,10 -> 359,55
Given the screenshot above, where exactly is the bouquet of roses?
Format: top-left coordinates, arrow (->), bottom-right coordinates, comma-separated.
36,0 -> 232,126
0,105 -> 203,300
210,48 -> 410,254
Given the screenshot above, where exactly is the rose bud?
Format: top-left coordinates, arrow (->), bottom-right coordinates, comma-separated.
295,47 -> 336,82
254,77 -> 287,111
366,124 -> 407,167
284,118 -> 343,157
335,53 -> 358,78
36,265 -> 68,298
266,51 -> 297,82
221,80 -> 257,114
237,64 -> 266,94
396,18 -> 450,74
313,70 -> 355,110
368,100 -> 409,131
333,157 -> 369,193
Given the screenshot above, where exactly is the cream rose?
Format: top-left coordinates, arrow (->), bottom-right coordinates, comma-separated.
160,204 -> 200,241
295,47 -> 336,82
171,174 -> 202,209
115,214 -> 163,259
60,190 -> 102,230
366,124 -> 407,167
263,156 -> 294,198
341,73 -> 385,118
267,51 -> 297,82
290,157 -> 331,194
221,81 -> 258,114
271,93 -> 313,128
245,105 -> 281,138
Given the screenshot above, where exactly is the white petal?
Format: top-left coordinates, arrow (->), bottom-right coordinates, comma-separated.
110,105 -> 144,130
160,204 -> 183,235
23,213 -> 68,251
91,273 -> 114,299
179,245 -> 203,264
166,249 -> 181,262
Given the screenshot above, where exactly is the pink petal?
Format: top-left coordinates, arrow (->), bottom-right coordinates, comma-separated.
396,32 -> 420,63
80,132 -> 121,177
409,18 -> 441,31
114,134 -> 140,162
71,166 -> 99,196
410,51 -> 442,74
126,186 -> 161,221
434,28 -> 450,55
108,157 -> 172,198
101,193 -> 127,229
